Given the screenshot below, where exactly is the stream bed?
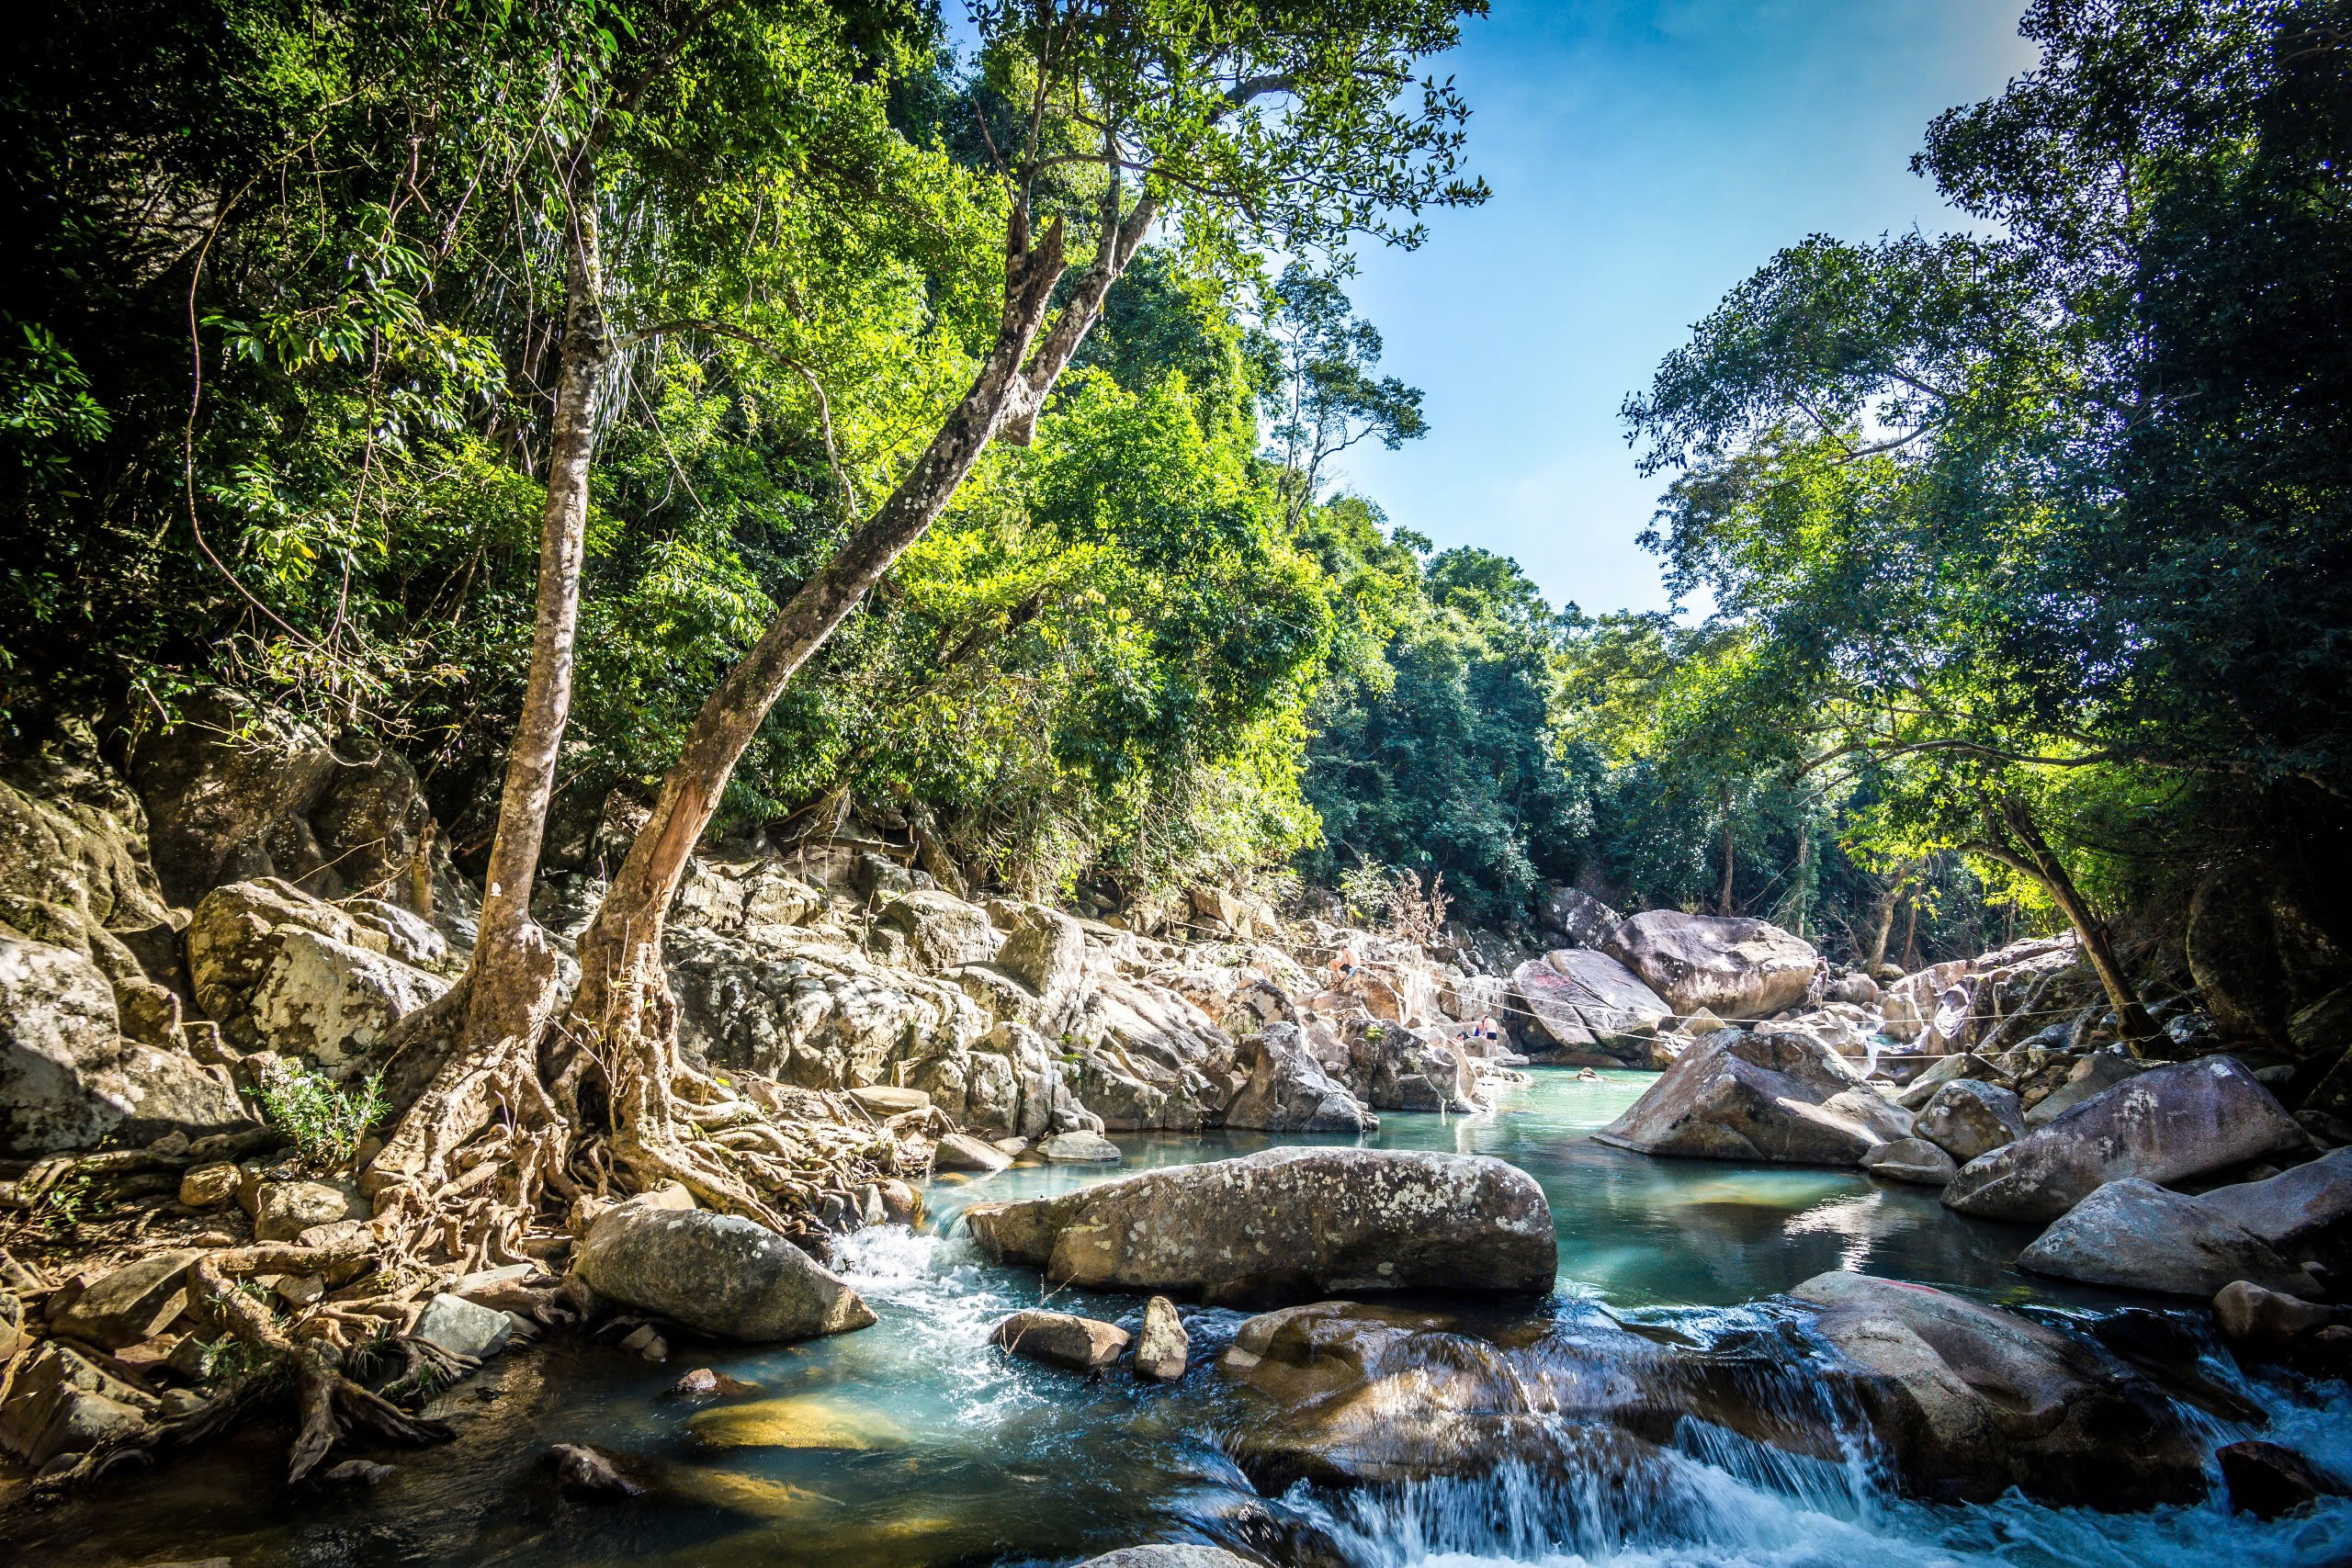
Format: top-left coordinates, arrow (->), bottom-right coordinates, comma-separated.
15,1068 -> 2352,1568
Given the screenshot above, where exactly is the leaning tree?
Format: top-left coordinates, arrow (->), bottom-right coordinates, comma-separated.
367,0 -> 1490,1252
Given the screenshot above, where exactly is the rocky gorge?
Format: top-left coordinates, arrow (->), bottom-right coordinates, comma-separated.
1,692 -> 2349,1565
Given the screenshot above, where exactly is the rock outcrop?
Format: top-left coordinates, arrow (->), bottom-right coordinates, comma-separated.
575,1196 -> 877,1341
1941,1058 -> 2310,1224
1222,1023 -> 1377,1134
1604,911 -> 1818,1021
1593,1026 -> 1911,1166
1,936 -> 249,1156
965,1147 -> 1555,1303
2198,1147 -> 2352,1254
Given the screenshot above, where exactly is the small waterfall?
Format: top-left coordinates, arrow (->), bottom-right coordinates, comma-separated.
1250,1303 -> 2352,1568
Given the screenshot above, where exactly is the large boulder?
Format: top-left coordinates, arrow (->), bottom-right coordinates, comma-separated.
0,1339 -> 159,1469
2199,1147 -> 2352,1252
964,1147 -> 1555,1303
1604,911 -> 1818,1021
2015,1179 -> 2313,1298
1510,951 -> 1671,1063
1533,885 -> 1620,948
1223,1023 -> 1377,1134
2021,1049 -> 2143,1128
128,687 -> 436,913
874,890 -> 1001,974
575,1196 -> 877,1341
1915,1081 -> 2025,1165
1941,1058 -> 2310,1224
1592,1025 -> 1911,1167
2187,861 -> 2347,1047
186,879 -> 448,1076
1,937 -> 249,1156
1790,1270 -> 2207,1507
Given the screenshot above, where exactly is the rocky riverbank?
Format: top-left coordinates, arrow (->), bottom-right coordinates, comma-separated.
6,686 -> 2351,1519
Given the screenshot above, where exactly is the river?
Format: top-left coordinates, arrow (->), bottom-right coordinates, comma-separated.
15,1068 -> 2352,1568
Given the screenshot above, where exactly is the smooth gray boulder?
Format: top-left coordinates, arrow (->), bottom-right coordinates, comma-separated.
1592,1026 -> 1911,1167
1860,1137 -> 1959,1187
2199,1148 -> 2352,1250
2015,1179 -> 2313,1298
1791,1270 -> 2206,1507
964,1146 -> 1555,1303
576,1197 -> 877,1341
1604,911 -> 1819,1021
1942,1058 -> 2310,1224
1916,1080 -> 2025,1165
1224,1022 -> 1377,1134
414,1292 -> 513,1359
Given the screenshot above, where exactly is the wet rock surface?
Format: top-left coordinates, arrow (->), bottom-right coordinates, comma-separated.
1789,1271 -> 2210,1507
965,1146 -> 1555,1303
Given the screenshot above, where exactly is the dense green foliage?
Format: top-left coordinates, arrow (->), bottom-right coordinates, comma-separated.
1621,0 -> 2352,955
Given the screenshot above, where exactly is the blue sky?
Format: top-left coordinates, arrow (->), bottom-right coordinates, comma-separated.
1332,0 -> 2040,615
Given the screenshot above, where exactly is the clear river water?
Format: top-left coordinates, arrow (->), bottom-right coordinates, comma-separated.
15,1067 -> 2352,1568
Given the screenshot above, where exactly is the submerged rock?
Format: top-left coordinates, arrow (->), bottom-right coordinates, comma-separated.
1593,1026 -> 1910,1166
1603,911 -> 1818,1021
1941,1058 -> 2310,1224
2219,1440 -> 2342,1519
575,1198 -> 876,1342
1037,1130 -> 1121,1163
2015,1179 -> 2312,1298
544,1442 -> 645,1497
990,1309 -> 1129,1372
1791,1270 -> 2208,1507
964,1146 -> 1554,1303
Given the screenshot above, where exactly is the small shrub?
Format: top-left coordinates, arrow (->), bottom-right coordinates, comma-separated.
253,1067 -> 389,1168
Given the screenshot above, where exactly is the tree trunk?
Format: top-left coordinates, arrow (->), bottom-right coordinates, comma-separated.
1717,786 -> 1736,915
566,197 -> 1158,1207
1862,861 -> 1916,973
368,189 -> 606,1220
1967,795 -> 2159,1042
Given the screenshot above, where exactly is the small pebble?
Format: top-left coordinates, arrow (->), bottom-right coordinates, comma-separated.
321,1459 -> 395,1485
